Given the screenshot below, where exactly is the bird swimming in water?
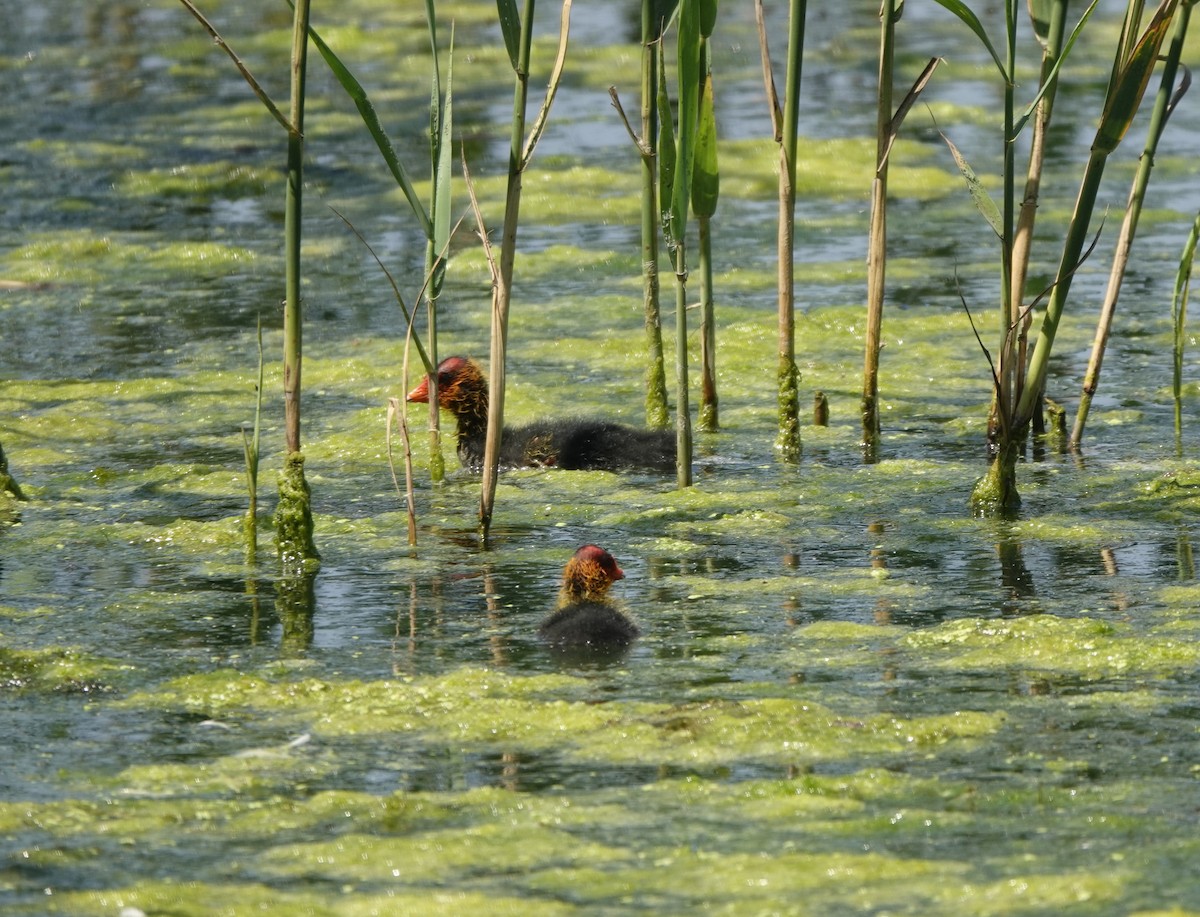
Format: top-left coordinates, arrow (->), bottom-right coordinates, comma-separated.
406,356 -> 675,472
538,544 -> 639,648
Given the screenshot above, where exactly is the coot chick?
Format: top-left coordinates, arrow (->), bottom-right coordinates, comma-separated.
406,356 -> 675,472
538,544 -> 639,648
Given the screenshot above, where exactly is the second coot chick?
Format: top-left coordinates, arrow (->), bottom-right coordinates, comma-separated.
538,544 -> 640,648
406,356 -> 675,472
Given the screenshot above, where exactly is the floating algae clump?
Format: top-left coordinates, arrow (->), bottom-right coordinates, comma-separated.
274,452 -> 319,570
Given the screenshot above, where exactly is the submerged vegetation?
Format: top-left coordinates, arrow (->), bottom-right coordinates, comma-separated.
3,0 -> 1200,914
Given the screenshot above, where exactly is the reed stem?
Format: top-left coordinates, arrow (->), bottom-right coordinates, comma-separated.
641,0 -> 669,429
861,0 -> 897,461
479,0 -> 534,541
775,0 -> 806,463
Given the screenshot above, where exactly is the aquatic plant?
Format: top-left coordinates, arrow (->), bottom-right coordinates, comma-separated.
1008,0 -> 1071,439
478,0 -> 572,539
754,0 -> 806,464
935,0 -> 1082,484
657,0 -> 707,486
694,2 -> 720,434
1071,1 -> 1195,448
240,319 -> 264,556
861,5 -> 939,461
610,0 -> 673,430
988,0 -> 1180,508
276,0 -> 319,568
178,0 -> 320,566
1172,211 -> 1200,448
932,0 -> 1178,513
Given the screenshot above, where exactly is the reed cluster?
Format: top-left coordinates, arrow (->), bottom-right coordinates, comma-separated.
175,0 -> 1196,546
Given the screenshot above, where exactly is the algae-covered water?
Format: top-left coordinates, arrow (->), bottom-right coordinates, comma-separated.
3,2 -> 1200,915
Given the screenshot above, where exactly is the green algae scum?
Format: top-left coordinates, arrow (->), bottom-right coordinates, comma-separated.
3,2 -> 1200,915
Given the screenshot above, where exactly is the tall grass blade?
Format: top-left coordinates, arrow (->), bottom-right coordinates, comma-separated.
241,317 -> 264,554
306,21 -> 434,240
885,57 -> 940,152
521,1 -> 571,166
1172,211 -> 1200,446
753,0 -> 782,140
667,0 -> 701,247
927,0 -> 1007,75
695,54 -> 719,432
940,131 -> 1003,238
657,43 -> 677,238
1095,0 -> 1178,153
424,0 -> 441,84
496,0 -> 522,69
692,69 -> 719,219
431,33 -> 453,292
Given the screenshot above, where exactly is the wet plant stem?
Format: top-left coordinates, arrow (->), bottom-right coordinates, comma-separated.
479,0 -> 534,542
281,3 -> 307,459
996,1 -> 1019,443
757,0 -> 806,463
1011,0 -> 1068,408
676,241 -> 696,487
697,212 -> 717,432
641,0 -> 669,429
422,6 -> 454,483
660,0 -> 703,486
480,0 -> 570,539
861,0 -> 897,460
176,0 -> 318,561
273,0 -> 319,568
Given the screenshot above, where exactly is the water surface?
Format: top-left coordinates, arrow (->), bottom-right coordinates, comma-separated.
3,1 -> 1200,914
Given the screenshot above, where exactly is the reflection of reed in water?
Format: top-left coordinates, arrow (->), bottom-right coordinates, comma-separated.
277,571 -> 315,653
997,535 -> 1036,617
